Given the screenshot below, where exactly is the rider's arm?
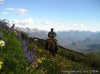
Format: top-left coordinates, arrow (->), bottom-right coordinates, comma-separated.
48,32 -> 50,37
54,32 -> 57,37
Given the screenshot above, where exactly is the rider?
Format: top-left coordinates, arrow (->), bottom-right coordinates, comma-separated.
48,28 -> 57,39
46,28 -> 58,53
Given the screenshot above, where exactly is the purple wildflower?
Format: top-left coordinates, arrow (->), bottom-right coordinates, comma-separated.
9,24 -> 15,33
23,46 -> 28,54
17,31 -> 22,40
23,46 -> 36,63
26,51 -> 36,63
22,40 -> 27,47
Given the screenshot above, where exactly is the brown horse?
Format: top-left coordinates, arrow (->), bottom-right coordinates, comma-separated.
45,38 -> 58,55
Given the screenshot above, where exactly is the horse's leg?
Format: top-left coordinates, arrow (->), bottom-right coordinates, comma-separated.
50,40 -> 56,56
47,39 -> 57,56
54,41 -> 58,53
45,40 -> 48,50
47,39 -> 53,52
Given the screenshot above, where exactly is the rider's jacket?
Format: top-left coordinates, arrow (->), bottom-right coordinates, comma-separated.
48,31 -> 56,38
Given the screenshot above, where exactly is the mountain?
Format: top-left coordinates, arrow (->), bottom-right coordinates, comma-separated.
17,27 -> 100,53
67,32 -> 100,53
16,27 -> 96,46
56,31 -> 95,46
0,20 -> 100,73
16,27 -> 48,39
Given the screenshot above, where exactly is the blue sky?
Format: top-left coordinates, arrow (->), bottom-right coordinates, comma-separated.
0,0 -> 100,31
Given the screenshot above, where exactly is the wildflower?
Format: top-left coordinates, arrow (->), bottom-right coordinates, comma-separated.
23,46 -> 36,63
38,49 -> 42,52
37,59 -> 42,63
17,31 -> 22,39
47,59 -> 50,61
14,30 -> 17,35
27,51 -> 36,63
34,45 -> 37,48
0,61 -> 3,69
0,61 -> 3,64
0,40 -> 5,47
32,62 -> 38,68
41,57 -> 46,60
22,40 -> 27,47
9,24 -> 15,33
43,54 -> 46,57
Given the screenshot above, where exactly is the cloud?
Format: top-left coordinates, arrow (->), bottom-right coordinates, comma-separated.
11,18 -> 34,27
10,18 -> 54,30
2,8 -> 27,15
62,24 -> 99,32
9,18 -> 99,32
16,8 -> 27,15
5,8 -> 15,10
0,0 -> 4,5
71,24 -> 84,27
39,21 -> 52,25
1,12 -> 9,15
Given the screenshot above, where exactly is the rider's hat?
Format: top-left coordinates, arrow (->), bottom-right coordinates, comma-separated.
51,28 -> 54,30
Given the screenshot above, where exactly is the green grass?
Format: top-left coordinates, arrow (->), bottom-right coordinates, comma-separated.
0,30 -> 29,74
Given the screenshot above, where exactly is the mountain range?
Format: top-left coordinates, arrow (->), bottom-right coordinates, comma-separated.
67,32 -> 100,53
16,27 -> 100,53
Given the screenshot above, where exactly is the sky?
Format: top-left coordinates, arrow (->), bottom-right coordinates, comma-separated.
0,0 -> 100,32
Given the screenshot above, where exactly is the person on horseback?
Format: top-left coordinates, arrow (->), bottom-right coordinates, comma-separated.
45,28 -> 58,55
48,28 -> 56,39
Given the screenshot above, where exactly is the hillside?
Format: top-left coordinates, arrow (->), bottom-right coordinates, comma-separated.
0,20 -> 100,74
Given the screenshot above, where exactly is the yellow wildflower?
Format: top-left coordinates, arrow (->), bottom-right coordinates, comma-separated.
38,49 -> 42,52
32,62 -> 38,68
0,61 -> 3,69
0,65 -> 2,69
34,45 -> 37,48
37,59 -> 42,63
0,61 -> 3,64
41,57 -> 46,60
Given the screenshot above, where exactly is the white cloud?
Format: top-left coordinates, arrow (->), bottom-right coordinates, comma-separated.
5,8 -> 15,10
1,12 -> 9,15
0,0 -> 4,5
61,24 -> 100,32
11,18 -> 34,28
16,8 -> 27,15
9,18 -> 99,32
71,24 -> 84,27
2,8 -> 27,15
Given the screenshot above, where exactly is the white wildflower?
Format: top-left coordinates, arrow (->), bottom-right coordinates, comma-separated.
0,40 -> 5,47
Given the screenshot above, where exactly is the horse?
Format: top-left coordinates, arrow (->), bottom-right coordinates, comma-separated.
45,37 -> 58,55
